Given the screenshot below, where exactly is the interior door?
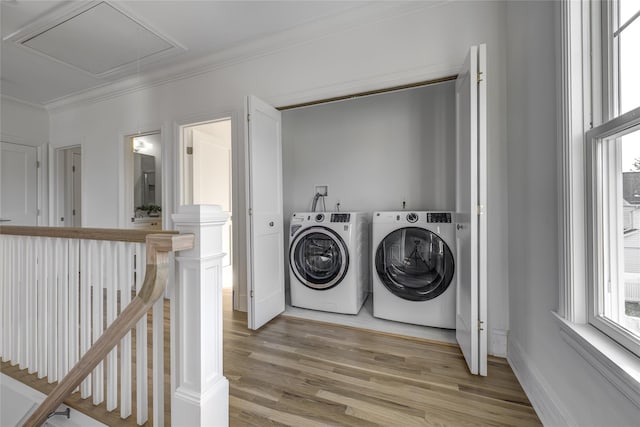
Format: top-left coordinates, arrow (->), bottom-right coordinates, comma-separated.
245,95 -> 285,330
1,142 -> 38,226
455,44 -> 488,376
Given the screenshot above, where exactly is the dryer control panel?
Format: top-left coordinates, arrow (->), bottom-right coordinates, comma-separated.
426,212 -> 452,223
331,213 -> 351,223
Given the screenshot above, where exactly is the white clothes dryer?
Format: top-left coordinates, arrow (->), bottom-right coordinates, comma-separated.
372,211 -> 456,328
289,212 -> 369,314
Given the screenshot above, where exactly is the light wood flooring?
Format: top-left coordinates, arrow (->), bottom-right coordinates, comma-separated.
2,289 -> 541,426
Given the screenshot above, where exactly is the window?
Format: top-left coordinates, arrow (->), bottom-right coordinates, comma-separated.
586,0 -> 640,357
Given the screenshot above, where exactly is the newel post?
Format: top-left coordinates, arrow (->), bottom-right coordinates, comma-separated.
171,205 -> 229,426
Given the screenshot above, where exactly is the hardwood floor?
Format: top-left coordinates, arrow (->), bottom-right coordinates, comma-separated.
225,292 -> 540,427
2,289 -> 541,426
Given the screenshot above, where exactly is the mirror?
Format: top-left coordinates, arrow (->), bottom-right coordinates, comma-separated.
131,133 -> 162,218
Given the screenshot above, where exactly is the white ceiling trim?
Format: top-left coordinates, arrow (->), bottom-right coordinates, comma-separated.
45,1 -> 446,112
1,93 -> 48,111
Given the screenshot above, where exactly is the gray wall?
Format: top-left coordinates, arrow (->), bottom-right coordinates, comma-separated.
506,1 -> 640,425
282,82 -> 456,216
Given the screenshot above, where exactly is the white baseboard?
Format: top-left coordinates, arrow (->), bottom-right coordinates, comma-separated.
507,339 -> 574,427
234,292 -> 247,312
489,328 -> 508,357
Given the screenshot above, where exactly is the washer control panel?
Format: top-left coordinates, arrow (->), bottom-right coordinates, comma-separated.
426,212 -> 452,223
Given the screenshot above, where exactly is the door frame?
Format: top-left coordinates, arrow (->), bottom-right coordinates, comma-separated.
54,145 -> 82,226
174,111 -> 241,309
118,125 -> 166,229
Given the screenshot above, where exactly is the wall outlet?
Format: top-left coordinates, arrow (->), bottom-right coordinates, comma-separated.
315,185 -> 328,196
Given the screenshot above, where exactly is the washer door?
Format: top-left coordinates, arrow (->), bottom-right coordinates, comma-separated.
375,227 -> 454,301
290,226 -> 349,290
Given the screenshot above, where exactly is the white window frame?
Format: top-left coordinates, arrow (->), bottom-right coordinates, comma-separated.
556,0 -> 640,408
586,108 -> 640,358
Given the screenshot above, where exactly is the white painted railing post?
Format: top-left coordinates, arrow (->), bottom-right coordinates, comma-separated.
171,205 -> 229,427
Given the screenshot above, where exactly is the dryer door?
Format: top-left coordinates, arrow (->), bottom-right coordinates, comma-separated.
290,226 -> 349,290
375,227 -> 454,301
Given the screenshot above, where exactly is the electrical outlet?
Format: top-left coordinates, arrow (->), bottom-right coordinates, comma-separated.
315,185 -> 328,196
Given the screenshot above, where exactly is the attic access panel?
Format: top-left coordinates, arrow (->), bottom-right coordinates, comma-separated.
21,2 -> 175,76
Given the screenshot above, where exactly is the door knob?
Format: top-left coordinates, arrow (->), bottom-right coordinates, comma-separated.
269,221 -> 274,227
456,224 -> 463,230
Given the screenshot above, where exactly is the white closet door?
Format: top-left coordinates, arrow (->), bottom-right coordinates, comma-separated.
1,142 -> 38,226
245,95 -> 285,330
455,44 -> 488,376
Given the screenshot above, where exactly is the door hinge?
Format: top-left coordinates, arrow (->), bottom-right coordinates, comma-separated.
186,146 -> 193,155
250,290 -> 254,298
36,161 -> 40,168
72,209 -> 76,216
37,209 -> 40,216
478,320 -> 484,331
247,113 -> 251,122
477,71 -> 484,83
248,208 -> 253,216
607,280 -> 612,293
477,205 -> 485,215
72,165 -> 76,172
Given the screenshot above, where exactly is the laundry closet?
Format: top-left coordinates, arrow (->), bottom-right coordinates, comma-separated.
279,80 -> 457,342
245,44 -> 486,375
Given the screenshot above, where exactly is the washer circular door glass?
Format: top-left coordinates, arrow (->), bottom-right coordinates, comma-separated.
375,227 -> 454,301
290,227 -> 348,290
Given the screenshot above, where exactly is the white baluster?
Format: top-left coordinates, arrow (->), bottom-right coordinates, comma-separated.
26,237 -> 37,373
152,295 -> 164,427
80,239 -> 92,398
58,238 -> 69,377
120,243 -> 133,419
0,237 -> 5,359
36,237 -> 47,378
92,240 -> 104,404
17,237 -> 26,368
0,237 -> 8,361
9,236 -> 16,364
106,241 -> 118,411
136,242 -> 148,425
47,238 -> 57,382
68,238 -> 80,392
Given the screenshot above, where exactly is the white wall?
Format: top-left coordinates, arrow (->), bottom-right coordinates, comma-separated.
47,1 -> 509,354
506,2 -> 640,425
1,97 -> 49,146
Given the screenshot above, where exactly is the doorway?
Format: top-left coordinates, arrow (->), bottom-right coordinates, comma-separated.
55,146 -> 82,227
180,118 -> 233,289
123,131 -> 163,230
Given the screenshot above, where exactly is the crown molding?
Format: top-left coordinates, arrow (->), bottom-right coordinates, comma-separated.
44,1 -> 447,112
1,94 -> 47,111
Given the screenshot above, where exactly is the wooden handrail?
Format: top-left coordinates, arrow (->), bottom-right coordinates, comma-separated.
0,225 -> 177,243
21,233 -> 194,427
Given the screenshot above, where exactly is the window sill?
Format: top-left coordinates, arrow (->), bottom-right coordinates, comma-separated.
553,312 -> 640,408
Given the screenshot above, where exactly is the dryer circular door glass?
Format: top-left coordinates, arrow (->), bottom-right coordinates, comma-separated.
290,227 -> 349,290
375,227 -> 454,301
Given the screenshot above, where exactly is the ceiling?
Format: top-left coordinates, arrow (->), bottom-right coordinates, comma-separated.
0,0 -> 391,107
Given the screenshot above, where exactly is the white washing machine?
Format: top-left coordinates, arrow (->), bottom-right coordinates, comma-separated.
372,211 -> 456,328
289,212 -> 369,314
